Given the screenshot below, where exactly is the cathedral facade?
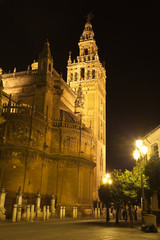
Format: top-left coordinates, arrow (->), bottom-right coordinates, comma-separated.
0,19 -> 106,216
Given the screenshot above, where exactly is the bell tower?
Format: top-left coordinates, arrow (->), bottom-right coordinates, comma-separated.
67,16 -> 106,201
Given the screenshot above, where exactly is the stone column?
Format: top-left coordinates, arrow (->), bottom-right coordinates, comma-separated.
43,205 -> 46,221
17,206 -> 22,222
73,207 -> 75,218
60,206 -> 63,219
95,208 -> 97,218
51,193 -> 56,216
46,206 -> 50,220
0,185 -> 6,220
97,208 -> 100,218
62,206 -> 65,219
36,190 -> 41,217
16,187 -> 23,206
30,205 -> 34,222
26,205 -> 30,222
73,207 -> 78,218
12,204 -> 17,223
75,207 -> 78,218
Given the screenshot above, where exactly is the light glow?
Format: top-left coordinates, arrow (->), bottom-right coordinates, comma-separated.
103,177 -> 107,184
136,140 -> 143,149
106,173 -> 110,179
108,179 -> 112,184
140,145 -> 148,155
103,173 -> 112,185
133,149 -> 140,160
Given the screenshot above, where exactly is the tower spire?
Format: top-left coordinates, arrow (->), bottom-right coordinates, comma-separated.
80,14 -> 95,42
38,39 -> 53,72
39,39 -> 52,60
68,50 -> 72,65
85,12 -> 94,23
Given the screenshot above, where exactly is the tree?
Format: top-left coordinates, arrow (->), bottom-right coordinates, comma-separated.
98,184 -> 112,222
110,170 -> 125,223
98,162 -> 148,223
98,170 -> 125,224
144,156 -> 160,195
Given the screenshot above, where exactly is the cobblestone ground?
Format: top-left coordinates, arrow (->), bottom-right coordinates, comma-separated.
0,219 -> 160,240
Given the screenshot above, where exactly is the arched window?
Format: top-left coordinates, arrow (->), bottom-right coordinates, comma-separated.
70,73 -> 73,81
80,68 -> 85,79
92,70 -> 95,79
87,70 -> 90,79
84,49 -> 88,55
75,72 -> 77,81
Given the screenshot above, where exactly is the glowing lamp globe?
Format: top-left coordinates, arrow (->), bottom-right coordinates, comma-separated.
106,173 -> 110,179
140,145 -> 148,155
133,149 -> 140,160
108,179 -> 112,184
136,140 -> 143,149
103,177 -> 107,184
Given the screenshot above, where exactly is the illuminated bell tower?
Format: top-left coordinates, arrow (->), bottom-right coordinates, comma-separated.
67,16 -> 106,200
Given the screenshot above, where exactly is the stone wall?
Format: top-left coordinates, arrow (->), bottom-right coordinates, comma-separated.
0,149 -> 95,217
0,105 -> 95,217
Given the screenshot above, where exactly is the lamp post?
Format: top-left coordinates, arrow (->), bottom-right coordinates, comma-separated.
103,173 -> 112,222
133,140 -> 148,215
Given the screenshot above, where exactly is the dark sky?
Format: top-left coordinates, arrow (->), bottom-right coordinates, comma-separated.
0,1 -> 160,171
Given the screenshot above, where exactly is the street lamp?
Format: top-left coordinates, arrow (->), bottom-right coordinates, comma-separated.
102,172 -> 112,222
133,140 -> 148,214
106,173 -> 110,179
103,173 -> 112,185
136,139 -> 143,149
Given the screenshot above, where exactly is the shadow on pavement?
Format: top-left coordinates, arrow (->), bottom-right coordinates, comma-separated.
76,220 -> 142,228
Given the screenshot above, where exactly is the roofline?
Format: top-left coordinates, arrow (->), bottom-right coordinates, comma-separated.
143,124 -> 160,140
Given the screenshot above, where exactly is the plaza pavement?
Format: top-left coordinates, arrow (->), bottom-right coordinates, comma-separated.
0,218 -> 160,240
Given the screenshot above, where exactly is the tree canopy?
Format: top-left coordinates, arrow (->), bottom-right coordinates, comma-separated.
144,156 -> 160,194
98,161 -> 150,222
99,156 -> 160,223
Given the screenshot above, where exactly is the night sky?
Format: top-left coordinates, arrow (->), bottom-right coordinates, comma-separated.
0,1 -> 160,171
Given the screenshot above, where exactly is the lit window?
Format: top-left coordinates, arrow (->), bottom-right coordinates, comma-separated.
85,49 -> 88,55
75,72 -> 77,81
92,70 -> 95,79
152,144 -> 159,159
80,68 -> 85,79
70,73 -> 73,81
87,70 -> 90,79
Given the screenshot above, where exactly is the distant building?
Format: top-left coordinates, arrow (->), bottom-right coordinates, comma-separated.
143,126 -> 160,160
0,18 -> 106,216
143,126 -> 160,214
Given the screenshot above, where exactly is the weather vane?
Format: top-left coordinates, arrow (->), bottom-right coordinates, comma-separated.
85,12 -> 94,23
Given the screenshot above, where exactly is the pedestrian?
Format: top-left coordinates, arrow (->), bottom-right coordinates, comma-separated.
122,208 -> 126,220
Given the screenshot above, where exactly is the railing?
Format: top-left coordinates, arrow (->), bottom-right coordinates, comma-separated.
2,103 -> 45,120
2,103 -> 91,134
2,103 -> 33,114
76,54 -> 98,63
2,69 -> 39,78
52,119 -> 91,133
